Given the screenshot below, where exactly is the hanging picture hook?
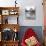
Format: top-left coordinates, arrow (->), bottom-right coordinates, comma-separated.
15,0 -> 17,7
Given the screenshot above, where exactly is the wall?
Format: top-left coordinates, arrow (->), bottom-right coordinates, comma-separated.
18,0 -> 43,26
0,0 -> 43,26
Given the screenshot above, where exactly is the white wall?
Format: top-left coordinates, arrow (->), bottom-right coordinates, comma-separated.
0,0 -> 43,26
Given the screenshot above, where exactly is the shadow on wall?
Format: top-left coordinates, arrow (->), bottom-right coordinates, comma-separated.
18,26 -> 43,44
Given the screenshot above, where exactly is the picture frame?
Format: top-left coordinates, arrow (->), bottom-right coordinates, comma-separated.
25,6 -> 36,20
1,28 -> 13,41
8,16 -> 18,24
2,10 -> 9,15
2,16 -> 18,24
9,10 -> 18,15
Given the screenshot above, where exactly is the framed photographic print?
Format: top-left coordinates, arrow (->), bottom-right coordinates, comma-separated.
2,15 -> 18,24
1,28 -> 13,41
2,10 -> 9,15
25,6 -> 36,20
9,10 -> 18,15
8,16 -> 18,24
